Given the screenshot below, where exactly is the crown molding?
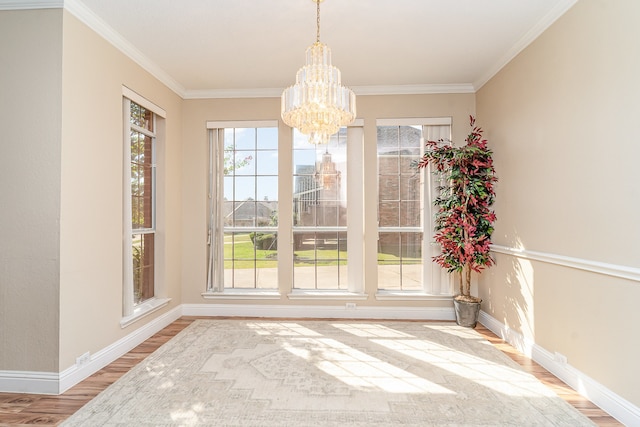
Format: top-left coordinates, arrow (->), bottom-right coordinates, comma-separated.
184,83 -> 476,100
62,0 -> 186,97
353,84 -> 476,95
474,0 -> 578,90
184,87 -> 284,99
0,0 -> 62,9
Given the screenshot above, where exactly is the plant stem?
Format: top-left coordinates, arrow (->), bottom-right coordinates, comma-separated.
465,262 -> 471,297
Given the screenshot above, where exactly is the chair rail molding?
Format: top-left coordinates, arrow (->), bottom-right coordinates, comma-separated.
491,244 -> 640,283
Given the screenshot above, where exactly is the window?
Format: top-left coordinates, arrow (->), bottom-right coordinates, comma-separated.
130,102 -> 156,303
122,88 -> 168,326
376,119 -> 452,294
293,129 -> 347,290
207,122 -> 279,291
206,118 -> 450,298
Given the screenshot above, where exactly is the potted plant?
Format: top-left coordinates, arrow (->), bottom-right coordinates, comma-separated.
416,116 -> 497,328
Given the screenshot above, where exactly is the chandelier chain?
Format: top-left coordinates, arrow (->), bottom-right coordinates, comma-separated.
316,0 -> 321,43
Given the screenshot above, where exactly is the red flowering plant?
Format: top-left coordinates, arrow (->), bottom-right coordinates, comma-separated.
416,116 -> 497,303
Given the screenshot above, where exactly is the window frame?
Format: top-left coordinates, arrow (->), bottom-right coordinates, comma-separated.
121,87 -> 170,328
375,118 -> 453,297
206,121 -> 281,296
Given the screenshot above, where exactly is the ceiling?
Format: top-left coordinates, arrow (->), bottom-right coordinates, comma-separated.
10,0 -> 577,98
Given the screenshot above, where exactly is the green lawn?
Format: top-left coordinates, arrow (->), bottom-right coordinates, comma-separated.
224,233 -> 420,269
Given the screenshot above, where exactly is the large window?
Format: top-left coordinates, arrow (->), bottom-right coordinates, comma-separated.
129,102 -> 156,303
293,129 -> 348,290
206,118 -> 450,297
208,123 -> 279,290
376,120 -> 452,294
122,88 -> 168,325
377,125 -> 423,291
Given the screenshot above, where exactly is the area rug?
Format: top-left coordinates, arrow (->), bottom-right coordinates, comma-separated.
61,319 -> 594,426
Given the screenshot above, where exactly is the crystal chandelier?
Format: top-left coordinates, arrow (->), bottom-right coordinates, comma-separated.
281,0 -> 356,145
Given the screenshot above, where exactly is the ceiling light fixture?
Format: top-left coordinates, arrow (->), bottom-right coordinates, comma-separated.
281,0 -> 356,144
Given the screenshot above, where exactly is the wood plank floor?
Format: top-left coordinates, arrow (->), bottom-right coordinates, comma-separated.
0,317 -> 623,426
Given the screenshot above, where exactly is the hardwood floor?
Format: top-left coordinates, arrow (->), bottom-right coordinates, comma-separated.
0,317 -> 623,426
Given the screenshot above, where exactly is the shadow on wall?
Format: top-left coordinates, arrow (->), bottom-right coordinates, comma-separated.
483,231 -> 536,345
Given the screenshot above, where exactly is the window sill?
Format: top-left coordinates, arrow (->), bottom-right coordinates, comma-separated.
120,297 -> 171,328
201,289 -> 281,300
375,291 -> 453,301
287,290 -> 369,300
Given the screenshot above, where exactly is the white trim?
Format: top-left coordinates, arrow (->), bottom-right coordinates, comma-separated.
64,0 -> 185,97
202,290 -> 281,300
479,311 -> 640,427
182,303 -> 454,321
0,305 -> 182,395
0,0 -> 62,9
206,120 -> 279,129
354,84 -> 475,95
287,291 -> 369,301
120,297 -> 171,328
375,291 -> 453,301
349,119 -> 364,127
184,84 -> 476,99
491,244 -> 640,283
376,117 -> 452,127
0,370 -> 60,395
474,0 -> 578,90
186,88 -> 284,99
122,86 -> 166,118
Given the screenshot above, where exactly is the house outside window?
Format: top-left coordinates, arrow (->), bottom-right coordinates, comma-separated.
207,122 -> 279,291
376,118 -> 452,295
293,129 -> 348,290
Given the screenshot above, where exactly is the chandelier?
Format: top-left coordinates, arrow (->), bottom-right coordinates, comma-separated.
281,0 -> 356,145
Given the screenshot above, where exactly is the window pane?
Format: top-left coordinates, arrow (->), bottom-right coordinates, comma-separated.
378,202 -> 399,227
131,130 -> 153,230
223,232 -> 278,289
379,175 -> 399,201
234,128 -> 256,150
257,127 -> 279,149
233,176 -> 255,201
293,231 -> 347,290
130,103 -> 153,132
221,127 -> 278,290
377,125 -> 423,291
129,101 -> 155,307
231,151 -> 255,175
292,129 -> 347,290
256,150 -> 278,175
132,233 -> 154,303
377,232 -> 422,291
257,176 -> 278,202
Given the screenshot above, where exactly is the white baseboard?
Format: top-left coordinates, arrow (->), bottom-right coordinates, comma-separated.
0,370 -> 60,395
0,305 -> 183,395
182,303 -> 455,321
479,310 -> 640,426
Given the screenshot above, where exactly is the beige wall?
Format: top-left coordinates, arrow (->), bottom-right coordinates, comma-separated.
477,0 -> 640,406
181,94 -> 475,307
0,9 -> 63,372
58,11 -> 183,371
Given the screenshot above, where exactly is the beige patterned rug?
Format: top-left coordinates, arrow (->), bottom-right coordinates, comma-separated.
61,319 -> 594,426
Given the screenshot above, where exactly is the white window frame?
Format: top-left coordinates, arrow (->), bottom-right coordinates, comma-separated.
375,117 -> 453,298
121,87 -> 169,328
205,120 -> 281,298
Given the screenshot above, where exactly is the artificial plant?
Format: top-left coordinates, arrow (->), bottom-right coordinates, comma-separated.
416,116 -> 498,303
